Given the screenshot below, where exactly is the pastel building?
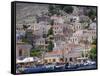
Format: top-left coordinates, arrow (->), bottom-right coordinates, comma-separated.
16,42 -> 32,58
44,43 -> 87,64
36,15 -> 50,23
79,15 -> 90,23
66,15 -> 79,23
79,30 -> 96,43
16,24 -> 26,42
84,29 -> 96,43
51,15 -> 65,35
35,37 -> 48,50
64,43 -> 90,63
72,22 -> 82,32
44,50 -> 64,63
34,21 -> 51,36
64,43 -> 85,63
53,24 -> 64,35
70,29 -> 96,44
54,34 -> 66,41
51,14 -> 64,24
89,22 -> 96,30
69,36 -> 79,44
53,41 -> 66,51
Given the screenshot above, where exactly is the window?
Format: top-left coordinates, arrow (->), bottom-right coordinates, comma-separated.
49,59 -> 51,62
19,49 -> 22,56
53,59 -> 56,62
92,36 -> 94,39
44,60 -> 48,63
69,57 -> 73,62
65,58 -> 67,62
60,58 -> 64,62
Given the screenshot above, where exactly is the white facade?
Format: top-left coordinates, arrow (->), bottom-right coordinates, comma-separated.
51,15 -> 64,24
34,21 -> 51,35
66,15 -> 79,23
16,42 -> 32,58
53,24 -> 64,35
89,22 -> 96,30
35,37 -> 45,46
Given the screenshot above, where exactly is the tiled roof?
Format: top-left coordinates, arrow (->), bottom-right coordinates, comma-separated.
66,43 -> 81,47
46,50 -> 63,55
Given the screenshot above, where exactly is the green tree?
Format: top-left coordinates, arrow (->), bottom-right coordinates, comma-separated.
47,27 -> 54,36
43,34 -> 47,38
47,26 -> 54,51
48,5 -> 55,12
21,37 -> 29,43
48,5 -> 56,15
30,51 -> 41,57
47,41 -> 54,51
84,24 -> 90,29
50,20 -> 54,26
87,9 -> 96,21
89,47 -> 96,61
56,5 -> 65,10
81,51 -> 84,57
48,5 -> 61,16
63,6 -> 74,14
24,30 -> 35,47
30,49 -> 41,57
79,39 -> 89,58
92,38 -> 97,45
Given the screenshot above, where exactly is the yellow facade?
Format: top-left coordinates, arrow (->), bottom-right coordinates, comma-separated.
44,57 -> 62,63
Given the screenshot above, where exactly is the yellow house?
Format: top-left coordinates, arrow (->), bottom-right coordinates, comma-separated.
44,51 -> 64,63
44,43 -> 89,64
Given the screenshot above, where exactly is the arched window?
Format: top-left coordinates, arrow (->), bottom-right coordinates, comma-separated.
69,57 -> 73,62
53,59 -> 56,62
19,49 -> 22,56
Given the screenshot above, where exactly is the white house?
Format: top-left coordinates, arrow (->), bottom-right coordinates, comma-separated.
51,14 -> 64,24
53,24 -> 64,35
89,22 -> 96,30
16,42 -> 32,58
72,29 -> 96,43
34,21 -> 51,36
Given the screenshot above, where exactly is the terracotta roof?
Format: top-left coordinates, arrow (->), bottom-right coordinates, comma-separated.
46,50 -> 63,55
66,43 -> 80,47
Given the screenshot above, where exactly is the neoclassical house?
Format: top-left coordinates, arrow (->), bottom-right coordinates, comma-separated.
69,29 -> 96,44
53,24 -> 64,35
50,15 -> 65,36
51,14 -> 64,24
16,42 -> 32,58
44,50 -> 64,63
44,43 -> 90,64
33,21 -> 51,36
